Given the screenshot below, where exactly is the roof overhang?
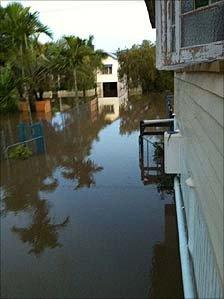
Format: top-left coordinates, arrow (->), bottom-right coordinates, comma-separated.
107,53 -> 117,60
144,0 -> 156,29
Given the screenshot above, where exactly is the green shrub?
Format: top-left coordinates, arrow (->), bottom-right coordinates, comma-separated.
9,145 -> 32,160
0,66 -> 19,113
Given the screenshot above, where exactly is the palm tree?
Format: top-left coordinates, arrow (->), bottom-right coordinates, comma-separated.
52,35 -> 107,100
25,39 -> 54,101
1,3 -> 52,113
52,36 -> 91,100
0,66 -> 19,112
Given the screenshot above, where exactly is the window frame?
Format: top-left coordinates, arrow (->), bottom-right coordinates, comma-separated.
194,0 -> 219,10
155,0 -> 224,70
102,64 -> 113,75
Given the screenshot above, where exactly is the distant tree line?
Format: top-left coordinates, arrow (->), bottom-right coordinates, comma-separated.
0,3 -> 106,112
117,40 -> 174,94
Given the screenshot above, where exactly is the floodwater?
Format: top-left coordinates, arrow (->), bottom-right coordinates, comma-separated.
0,94 -> 183,299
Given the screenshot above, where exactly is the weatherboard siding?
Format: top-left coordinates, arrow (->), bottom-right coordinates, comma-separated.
174,71 -> 224,297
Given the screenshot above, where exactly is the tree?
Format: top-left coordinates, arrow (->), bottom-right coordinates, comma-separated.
51,35 -> 107,99
117,40 -> 174,93
0,3 -> 52,111
117,46 -> 141,94
0,3 -> 108,113
0,66 -> 19,112
23,39 -> 54,101
51,36 -> 93,100
77,49 -> 107,97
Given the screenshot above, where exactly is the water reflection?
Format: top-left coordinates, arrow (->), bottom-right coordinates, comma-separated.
61,157 -> 103,190
12,200 -> 69,256
119,93 -> 165,135
139,135 -> 174,197
1,98 -> 115,256
1,155 -> 69,256
98,97 -> 127,122
0,95 -> 183,298
149,204 -> 183,298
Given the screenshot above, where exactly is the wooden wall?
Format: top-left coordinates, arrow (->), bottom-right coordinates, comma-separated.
174,71 -> 223,297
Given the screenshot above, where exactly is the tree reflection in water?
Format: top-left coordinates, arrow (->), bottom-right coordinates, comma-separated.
0,142 -> 70,256
119,94 -> 165,135
1,168 -> 69,256
12,200 -> 69,256
62,157 -> 103,190
0,99 -> 108,255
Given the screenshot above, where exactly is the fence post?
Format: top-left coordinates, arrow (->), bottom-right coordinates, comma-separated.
31,122 -> 45,154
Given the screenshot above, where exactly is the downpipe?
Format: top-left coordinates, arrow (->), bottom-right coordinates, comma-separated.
174,176 -> 196,299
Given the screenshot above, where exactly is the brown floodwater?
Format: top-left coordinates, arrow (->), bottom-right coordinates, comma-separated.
0,94 -> 183,299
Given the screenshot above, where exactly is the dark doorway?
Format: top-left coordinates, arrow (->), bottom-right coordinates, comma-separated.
103,82 -> 118,97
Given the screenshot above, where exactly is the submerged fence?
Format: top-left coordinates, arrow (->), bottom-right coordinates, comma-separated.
4,122 -> 46,159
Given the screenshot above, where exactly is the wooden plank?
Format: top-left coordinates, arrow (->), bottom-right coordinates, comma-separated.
179,127 -> 223,281
175,72 -> 224,98
175,74 -> 224,126
175,76 -> 223,155
176,60 -> 224,73
186,193 -> 223,298
175,80 -> 223,193
175,79 -> 224,281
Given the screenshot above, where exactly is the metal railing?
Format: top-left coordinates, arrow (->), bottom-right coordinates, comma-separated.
4,136 -> 44,159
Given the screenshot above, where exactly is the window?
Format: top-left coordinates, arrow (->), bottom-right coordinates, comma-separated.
181,0 -> 224,47
155,0 -> 224,69
102,64 -> 112,74
195,0 -> 209,8
182,0 -> 222,13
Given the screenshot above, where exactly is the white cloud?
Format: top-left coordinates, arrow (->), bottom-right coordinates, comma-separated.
2,0 -> 156,52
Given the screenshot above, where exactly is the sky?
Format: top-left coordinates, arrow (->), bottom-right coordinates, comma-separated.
2,0 -> 156,52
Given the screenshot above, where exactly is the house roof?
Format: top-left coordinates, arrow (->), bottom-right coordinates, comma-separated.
107,53 -> 117,60
144,0 -> 155,29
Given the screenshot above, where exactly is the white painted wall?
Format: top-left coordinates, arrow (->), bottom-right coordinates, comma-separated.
97,55 -> 128,98
97,55 -> 119,83
174,71 -> 224,298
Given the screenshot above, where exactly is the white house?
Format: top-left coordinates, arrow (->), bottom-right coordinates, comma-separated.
96,54 -> 127,99
145,0 -> 224,298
